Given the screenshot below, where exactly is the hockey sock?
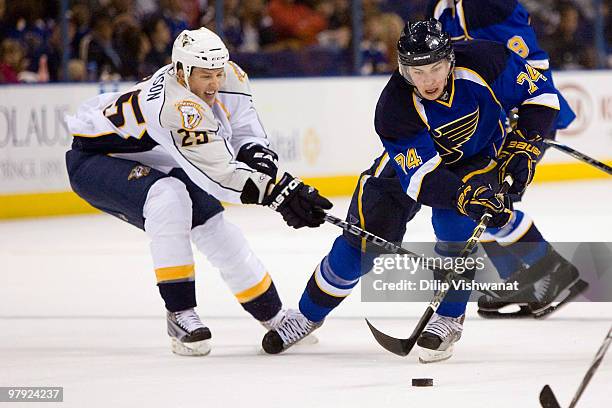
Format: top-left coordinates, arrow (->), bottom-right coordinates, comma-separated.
481,241 -> 524,280
486,210 -> 549,267
158,279 -> 197,312
299,236 -> 364,322
435,242 -> 475,318
237,278 -> 282,322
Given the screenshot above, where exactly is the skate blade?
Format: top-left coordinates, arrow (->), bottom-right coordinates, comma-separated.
294,334 -> 319,346
418,345 -> 454,364
477,305 -> 532,319
171,338 -> 212,356
532,279 -> 589,319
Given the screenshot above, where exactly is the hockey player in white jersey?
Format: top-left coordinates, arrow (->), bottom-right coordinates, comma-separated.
65,28 -> 332,356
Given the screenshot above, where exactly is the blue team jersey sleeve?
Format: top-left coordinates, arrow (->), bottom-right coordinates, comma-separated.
430,0 -> 550,70
380,131 -> 442,201
490,50 -> 560,135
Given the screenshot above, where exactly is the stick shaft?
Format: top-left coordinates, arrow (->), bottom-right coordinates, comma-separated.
544,139 -> 612,175
568,326 -> 612,408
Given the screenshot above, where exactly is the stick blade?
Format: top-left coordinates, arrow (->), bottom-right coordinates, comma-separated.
540,385 -> 562,408
365,318 -> 415,357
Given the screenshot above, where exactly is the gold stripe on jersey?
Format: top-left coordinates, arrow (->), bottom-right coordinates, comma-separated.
461,159 -> 497,183
155,264 -> 195,283
235,272 -> 272,303
214,98 -> 231,120
357,174 -> 369,252
72,131 -> 119,138
73,127 -> 150,140
228,61 -> 248,83
435,73 -> 456,108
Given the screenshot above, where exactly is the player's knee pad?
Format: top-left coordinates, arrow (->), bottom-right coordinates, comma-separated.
191,213 -> 267,294
325,236 -> 364,283
432,208 -> 477,242
143,177 -> 194,282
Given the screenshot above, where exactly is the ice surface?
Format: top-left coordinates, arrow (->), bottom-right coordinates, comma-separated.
1,180 -> 611,407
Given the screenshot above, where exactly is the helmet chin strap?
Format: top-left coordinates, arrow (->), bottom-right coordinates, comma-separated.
183,66 -> 192,92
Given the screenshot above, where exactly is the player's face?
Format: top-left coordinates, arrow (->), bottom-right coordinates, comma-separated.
406,60 -> 451,100
185,67 -> 226,107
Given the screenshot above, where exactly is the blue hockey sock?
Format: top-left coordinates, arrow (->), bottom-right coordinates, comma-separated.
487,210 -> 549,267
437,266 -> 475,318
482,241 -> 523,280
299,236 -> 363,322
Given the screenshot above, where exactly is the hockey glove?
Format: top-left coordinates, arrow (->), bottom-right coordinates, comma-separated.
264,173 -> 333,229
236,142 -> 279,180
497,130 -> 543,195
455,181 -> 513,228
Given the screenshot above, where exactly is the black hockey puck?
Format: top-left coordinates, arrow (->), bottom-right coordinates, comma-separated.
412,378 -> 433,387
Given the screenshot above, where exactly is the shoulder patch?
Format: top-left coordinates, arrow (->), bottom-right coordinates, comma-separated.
227,61 -> 248,83
175,100 -> 204,130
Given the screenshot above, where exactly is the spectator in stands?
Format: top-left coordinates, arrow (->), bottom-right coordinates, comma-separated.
360,11 -> 403,75
160,0 -> 190,39
108,0 -> 138,19
544,1 -> 597,69
67,59 -> 87,81
219,0 -> 276,53
143,15 -> 173,74
316,0 -> 351,50
70,4 -> 92,60
46,16 -> 77,81
0,39 -> 26,83
0,0 -> 7,41
5,0 -> 52,73
602,0 -> 612,66
79,10 -> 122,80
116,27 -> 150,80
268,0 -> 328,48
220,0 -> 243,50
239,0 -> 277,52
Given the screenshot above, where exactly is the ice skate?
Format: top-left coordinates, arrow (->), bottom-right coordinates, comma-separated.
167,308 -> 212,356
417,313 -> 464,363
478,248 -> 588,319
261,309 -> 323,354
261,309 -> 319,346
526,250 -> 589,318
477,265 -> 544,319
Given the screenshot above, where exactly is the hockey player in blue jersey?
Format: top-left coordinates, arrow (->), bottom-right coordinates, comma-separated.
261,20 -> 587,362
427,0 -> 578,318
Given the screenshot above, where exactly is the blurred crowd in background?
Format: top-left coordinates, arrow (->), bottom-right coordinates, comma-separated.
0,0 -> 611,83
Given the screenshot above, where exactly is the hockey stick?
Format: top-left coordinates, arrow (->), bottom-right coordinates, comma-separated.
539,325 -> 612,408
543,139 -> 612,176
359,176 -> 513,356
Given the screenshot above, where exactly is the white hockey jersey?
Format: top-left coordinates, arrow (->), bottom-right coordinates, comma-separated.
65,62 -> 269,203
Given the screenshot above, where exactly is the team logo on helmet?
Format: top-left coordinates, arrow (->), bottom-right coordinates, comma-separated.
176,100 -> 204,130
181,33 -> 194,48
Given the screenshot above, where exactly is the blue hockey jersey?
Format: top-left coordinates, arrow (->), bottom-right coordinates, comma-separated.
428,0 -> 549,69
375,40 -> 559,209
427,0 -> 575,129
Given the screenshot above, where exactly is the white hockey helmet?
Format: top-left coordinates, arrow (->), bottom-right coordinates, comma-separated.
171,27 -> 229,91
